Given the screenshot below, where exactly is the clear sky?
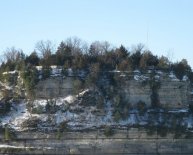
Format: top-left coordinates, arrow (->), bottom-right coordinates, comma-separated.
0,0 -> 193,67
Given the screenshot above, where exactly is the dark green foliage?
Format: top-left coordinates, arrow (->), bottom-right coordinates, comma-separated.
0,40 -> 192,83
4,125 -> 16,141
21,117 -> 41,128
0,99 -> 11,114
137,100 -> 146,114
42,66 -> 51,80
149,74 -> 161,108
58,121 -> 68,132
56,41 -> 72,66
104,126 -> 114,137
25,51 -> 40,66
45,99 -> 58,114
113,110 -> 121,122
146,126 -> 157,136
140,51 -> 158,69
157,126 -> 168,137
172,59 -> 191,80
21,65 -> 39,98
131,51 -> 142,69
189,104 -> 193,113
151,91 -> 160,108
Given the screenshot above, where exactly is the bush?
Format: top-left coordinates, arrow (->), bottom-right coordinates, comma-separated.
104,126 -> 114,137
189,104 -> 193,113
0,99 -> 11,114
157,126 -> 168,137
4,125 -> 16,141
58,121 -> 68,132
137,100 -> 146,114
113,110 -> 121,122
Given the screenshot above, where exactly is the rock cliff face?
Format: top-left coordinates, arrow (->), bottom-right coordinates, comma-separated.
122,79 -> 190,108
34,75 -> 191,109
35,77 -> 73,98
1,129 -> 193,155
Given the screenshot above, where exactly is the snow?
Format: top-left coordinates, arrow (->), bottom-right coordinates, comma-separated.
36,66 -> 42,71
156,70 -> 163,75
182,75 -> 189,81
2,70 -> 17,75
133,69 -> 141,74
64,96 -> 75,104
68,68 -> 73,76
0,144 -> 23,148
33,99 -> 47,106
134,75 -> 149,81
50,66 -> 62,76
0,81 -> 12,90
103,101 -> 113,123
169,72 -> 180,81
55,110 -> 77,124
120,73 -> 126,77
78,89 -> 89,97
55,96 -> 75,106
1,93 -> 193,131
1,101 -> 30,130
110,70 -> 121,73
168,108 -> 189,113
0,144 -> 52,150
154,75 -> 160,80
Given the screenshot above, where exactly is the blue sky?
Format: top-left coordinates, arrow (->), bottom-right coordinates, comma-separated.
0,0 -> 193,67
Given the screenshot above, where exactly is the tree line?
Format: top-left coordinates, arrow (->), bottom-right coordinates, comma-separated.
0,37 -> 192,82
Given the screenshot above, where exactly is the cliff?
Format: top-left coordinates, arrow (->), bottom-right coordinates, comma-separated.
1,128 -> 193,155
34,72 -> 191,109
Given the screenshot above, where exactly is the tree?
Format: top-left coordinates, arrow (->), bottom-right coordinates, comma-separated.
172,59 -> 191,80
157,56 -> 170,69
56,41 -> 72,66
3,47 -> 25,62
139,51 -> 158,69
89,63 -> 101,83
35,40 -> 54,59
3,47 -> 25,71
116,45 -> 129,59
130,44 -> 144,69
21,65 -> 39,99
25,51 -> 40,66
117,59 -> 132,71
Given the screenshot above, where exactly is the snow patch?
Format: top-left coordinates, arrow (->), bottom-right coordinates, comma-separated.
2,70 -> 18,75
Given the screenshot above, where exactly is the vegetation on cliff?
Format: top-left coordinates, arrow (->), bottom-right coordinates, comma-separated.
0,38 -> 193,133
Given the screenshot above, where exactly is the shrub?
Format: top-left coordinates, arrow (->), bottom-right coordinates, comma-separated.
157,126 -> 168,137
58,121 -> 68,132
4,125 -> 16,141
104,126 -> 114,137
113,110 -> 121,122
137,100 -> 146,114
189,104 -> 193,113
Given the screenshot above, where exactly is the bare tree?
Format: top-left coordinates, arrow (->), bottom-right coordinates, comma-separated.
65,37 -> 83,55
3,47 -> 24,62
131,43 -> 145,54
35,40 -> 55,59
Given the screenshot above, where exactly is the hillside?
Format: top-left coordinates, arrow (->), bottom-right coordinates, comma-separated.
0,41 -> 193,154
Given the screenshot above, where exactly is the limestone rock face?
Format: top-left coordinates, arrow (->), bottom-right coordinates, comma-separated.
35,77 -> 73,98
34,76 -> 191,108
121,79 -> 190,108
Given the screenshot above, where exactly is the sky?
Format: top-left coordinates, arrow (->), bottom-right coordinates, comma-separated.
0,0 -> 193,67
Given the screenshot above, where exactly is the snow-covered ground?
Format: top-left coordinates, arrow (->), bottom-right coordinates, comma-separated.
1,98 -> 193,131
1,87 -> 193,131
